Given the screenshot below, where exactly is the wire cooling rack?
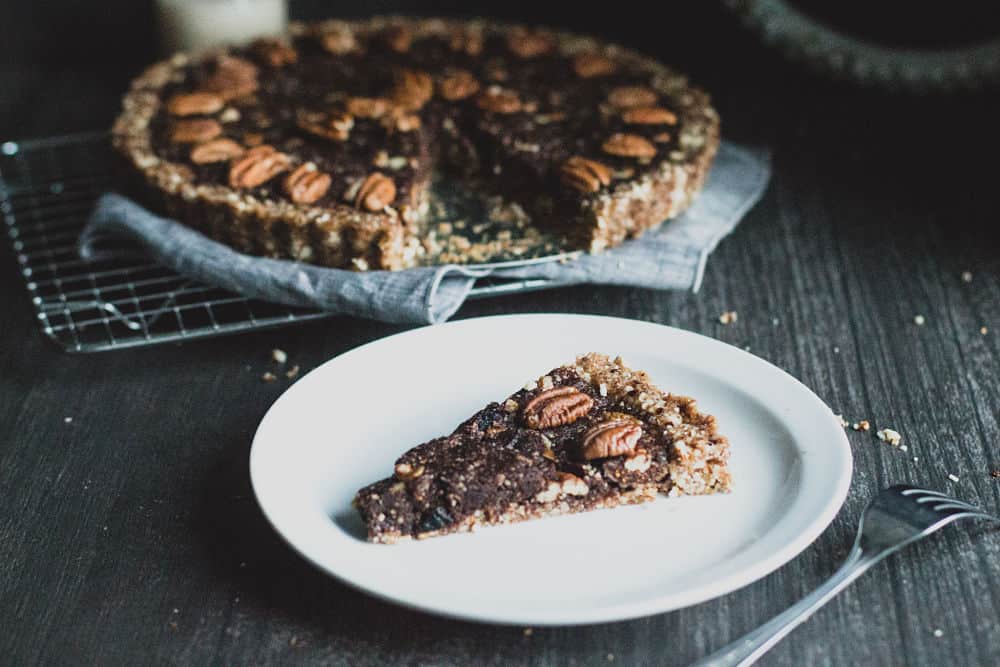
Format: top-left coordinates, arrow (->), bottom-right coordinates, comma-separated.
1,132 -> 556,353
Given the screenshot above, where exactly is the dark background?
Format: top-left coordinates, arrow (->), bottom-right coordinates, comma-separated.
3,2 -> 1000,666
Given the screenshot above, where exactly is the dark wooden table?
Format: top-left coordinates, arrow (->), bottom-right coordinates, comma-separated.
3,4 -> 999,665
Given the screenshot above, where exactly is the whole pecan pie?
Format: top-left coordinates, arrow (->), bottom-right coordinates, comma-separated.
354,353 -> 731,543
113,18 -> 720,270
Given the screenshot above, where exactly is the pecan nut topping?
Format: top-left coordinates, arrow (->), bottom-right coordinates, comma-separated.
203,56 -> 259,100
283,163 -> 331,204
579,419 -> 643,460
392,68 -> 434,111
296,110 -> 354,141
573,53 -> 617,78
522,386 -> 594,429
602,133 -> 657,159
622,107 -> 678,125
385,25 -> 412,53
394,462 -> 425,480
355,172 -> 397,211
228,145 -> 291,189
166,92 -> 224,117
448,28 -> 484,56
607,86 -> 659,109
477,86 -> 522,114
169,118 -> 223,143
560,156 -> 612,194
320,25 -> 358,54
439,70 -> 480,101
252,37 -> 298,67
189,138 -> 245,164
507,28 -> 555,58
346,97 -> 391,119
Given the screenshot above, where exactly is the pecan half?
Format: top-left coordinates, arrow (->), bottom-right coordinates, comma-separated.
607,86 -> 658,109
169,118 -> 222,143
602,133 -> 657,159
477,86 -> 522,114
228,145 -> 291,189
355,172 -> 397,211
523,386 -> 594,429
203,56 -> 259,100
320,25 -> 358,54
622,107 -> 678,125
346,97 -> 391,119
284,163 -> 331,204
166,92 -> 224,116
507,28 -> 555,58
385,25 -> 412,53
439,70 -> 480,101
579,419 -> 643,460
448,28 -> 483,56
573,53 -> 617,78
189,138 -> 244,164
560,156 -> 612,194
252,37 -> 298,67
392,68 -> 434,111
296,109 -> 354,141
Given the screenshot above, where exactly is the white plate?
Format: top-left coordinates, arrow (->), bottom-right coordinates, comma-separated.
250,314 -> 852,625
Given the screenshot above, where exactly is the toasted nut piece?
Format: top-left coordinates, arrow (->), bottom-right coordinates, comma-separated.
190,138 -> 245,164
394,462 -> 425,480
439,69 -> 480,101
392,68 -> 434,111
507,28 -> 555,58
381,110 -> 421,133
653,132 -> 672,143
385,25 -> 412,53
166,92 -> 224,116
320,25 -> 358,54
477,86 -> 522,114
580,419 -> 643,460
622,107 -> 678,125
560,156 -> 612,194
284,163 -> 331,204
169,118 -> 222,143
203,56 -> 259,100
228,145 -> 291,189
296,109 -> 354,141
346,97 -> 391,119
355,172 -> 396,211
573,53 -> 617,78
242,132 -> 265,147
523,386 -> 594,429
252,37 -> 298,67
602,133 -> 657,159
607,86 -> 658,109
448,27 -> 483,56
557,472 -> 589,496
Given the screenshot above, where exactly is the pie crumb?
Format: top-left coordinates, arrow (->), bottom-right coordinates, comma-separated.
271,348 -> 288,364
981,326 -> 989,335
523,628 -> 533,637
285,365 -> 300,379
990,469 -> 1000,478
718,311 -> 737,325
933,628 -> 944,638
948,473 -> 960,482
961,271 -> 973,283
835,414 -> 849,428
261,372 -> 277,383
876,428 -> 902,446
914,315 -> 925,326
64,417 -> 73,424
852,420 -> 870,432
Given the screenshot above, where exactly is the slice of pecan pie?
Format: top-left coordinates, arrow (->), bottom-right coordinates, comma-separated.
113,17 -> 720,270
354,353 -> 730,543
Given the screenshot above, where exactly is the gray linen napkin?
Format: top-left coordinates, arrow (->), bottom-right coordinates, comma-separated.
81,141 -> 769,324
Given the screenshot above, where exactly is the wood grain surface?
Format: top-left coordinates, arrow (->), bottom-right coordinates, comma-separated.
1,3 -> 999,665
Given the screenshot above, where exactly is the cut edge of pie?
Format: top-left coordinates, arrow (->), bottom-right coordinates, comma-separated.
354,353 -> 731,543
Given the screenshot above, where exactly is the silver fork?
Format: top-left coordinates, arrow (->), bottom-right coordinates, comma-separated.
695,484 -> 1000,667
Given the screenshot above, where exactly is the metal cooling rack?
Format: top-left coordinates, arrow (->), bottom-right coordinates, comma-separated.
1,132 -> 556,353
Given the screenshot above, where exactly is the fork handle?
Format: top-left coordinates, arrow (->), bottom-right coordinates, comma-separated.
692,545 -> 883,667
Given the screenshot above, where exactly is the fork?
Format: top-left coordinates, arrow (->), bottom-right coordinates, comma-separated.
695,484 -> 1000,667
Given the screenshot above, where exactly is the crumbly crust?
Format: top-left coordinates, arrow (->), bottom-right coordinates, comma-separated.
354,353 -> 730,543
113,17 -> 720,270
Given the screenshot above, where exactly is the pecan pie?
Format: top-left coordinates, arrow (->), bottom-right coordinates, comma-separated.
113,18 -> 720,270
354,353 -> 731,543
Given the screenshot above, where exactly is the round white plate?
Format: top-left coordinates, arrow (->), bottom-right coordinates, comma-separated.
250,314 -> 853,625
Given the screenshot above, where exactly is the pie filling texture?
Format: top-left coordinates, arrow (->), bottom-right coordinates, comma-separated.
354,353 -> 731,543
113,18 -> 720,270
